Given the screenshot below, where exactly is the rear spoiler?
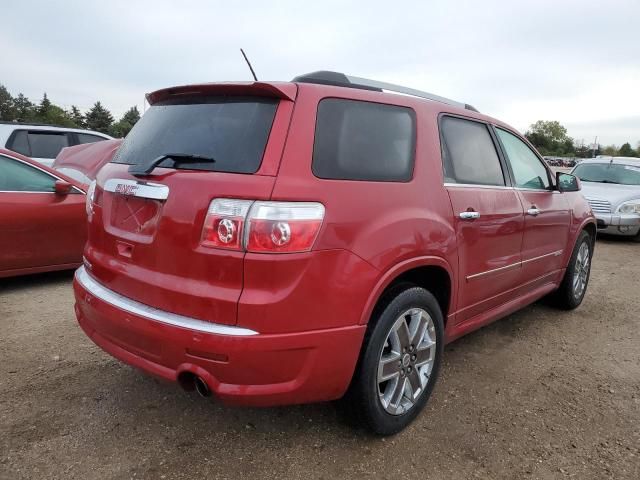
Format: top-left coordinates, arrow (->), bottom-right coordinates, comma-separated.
146,82 -> 297,105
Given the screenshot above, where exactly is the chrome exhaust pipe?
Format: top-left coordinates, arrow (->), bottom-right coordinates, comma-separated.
194,376 -> 211,398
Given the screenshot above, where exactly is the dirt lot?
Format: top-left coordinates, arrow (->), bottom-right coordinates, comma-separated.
1,237 -> 639,480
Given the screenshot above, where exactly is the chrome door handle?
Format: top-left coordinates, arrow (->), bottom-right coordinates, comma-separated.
459,211 -> 480,220
527,208 -> 541,216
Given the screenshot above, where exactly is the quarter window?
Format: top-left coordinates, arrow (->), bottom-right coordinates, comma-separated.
496,128 -> 550,190
0,155 -> 57,192
312,99 -> 416,181
440,116 -> 505,186
76,133 -> 107,144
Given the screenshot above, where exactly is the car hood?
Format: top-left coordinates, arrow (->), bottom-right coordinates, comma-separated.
580,181 -> 640,207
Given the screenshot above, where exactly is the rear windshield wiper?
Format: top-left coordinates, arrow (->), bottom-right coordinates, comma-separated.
129,153 -> 216,176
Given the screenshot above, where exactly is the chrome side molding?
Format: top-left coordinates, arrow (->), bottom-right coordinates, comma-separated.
103,178 -> 169,200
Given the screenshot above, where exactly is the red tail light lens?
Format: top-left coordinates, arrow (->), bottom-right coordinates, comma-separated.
201,199 -> 252,250
246,202 -> 325,253
201,199 -> 325,253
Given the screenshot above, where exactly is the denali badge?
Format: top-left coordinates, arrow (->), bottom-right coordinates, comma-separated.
115,184 -> 139,196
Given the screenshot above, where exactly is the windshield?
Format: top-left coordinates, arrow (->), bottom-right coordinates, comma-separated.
111,96 -> 278,174
573,163 -> 640,186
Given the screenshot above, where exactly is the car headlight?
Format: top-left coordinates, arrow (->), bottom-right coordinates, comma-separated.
617,201 -> 640,214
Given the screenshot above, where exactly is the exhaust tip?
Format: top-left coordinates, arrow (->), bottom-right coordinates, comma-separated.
194,376 -> 211,398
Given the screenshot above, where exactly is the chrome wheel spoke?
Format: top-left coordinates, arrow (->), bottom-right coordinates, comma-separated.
378,352 -> 401,382
389,376 -> 408,409
407,368 -> 422,398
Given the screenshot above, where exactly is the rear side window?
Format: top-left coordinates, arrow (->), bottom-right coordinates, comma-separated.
0,155 -> 56,192
7,131 -> 70,159
76,133 -> 106,144
111,96 -> 278,174
312,99 -> 416,181
440,116 -> 505,186
26,132 -> 69,158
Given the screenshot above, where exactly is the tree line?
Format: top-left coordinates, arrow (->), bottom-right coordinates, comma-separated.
0,84 -> 140,138
525,120 -> 640,158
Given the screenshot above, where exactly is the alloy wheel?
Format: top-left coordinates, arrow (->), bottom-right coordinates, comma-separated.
377,308 -> 437,415
573,241 -> 591,299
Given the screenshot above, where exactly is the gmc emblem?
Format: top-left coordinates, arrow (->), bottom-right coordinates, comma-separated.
115,184 -> 139,196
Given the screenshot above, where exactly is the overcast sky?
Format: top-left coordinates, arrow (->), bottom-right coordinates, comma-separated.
2,0 -> 638,146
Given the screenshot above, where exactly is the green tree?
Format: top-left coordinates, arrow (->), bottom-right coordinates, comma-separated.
618,142 -> 637,157
0,85 -> 16,121
602,145 -> 618,156
85,101 -> 114,134
110,106 -> 141,137
525,120 -> 575,156
69,105 -> 85,128
13,93 -> 35,122
36,93 -> 52,120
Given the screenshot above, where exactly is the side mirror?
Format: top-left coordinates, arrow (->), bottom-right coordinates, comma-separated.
556,172 -> 581,192
54,180 -> 73,195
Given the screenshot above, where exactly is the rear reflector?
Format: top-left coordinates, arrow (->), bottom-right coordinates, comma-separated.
201,199 -> 325,253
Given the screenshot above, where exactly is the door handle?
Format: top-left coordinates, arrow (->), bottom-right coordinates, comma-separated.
527,207 -> 541,216
459,211 -> 480,220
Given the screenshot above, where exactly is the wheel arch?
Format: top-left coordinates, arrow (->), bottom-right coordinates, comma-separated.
359,256 -> 454,327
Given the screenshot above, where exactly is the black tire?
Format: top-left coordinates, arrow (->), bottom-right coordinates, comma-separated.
346,286 -> 444,435
550,230 -> 593,310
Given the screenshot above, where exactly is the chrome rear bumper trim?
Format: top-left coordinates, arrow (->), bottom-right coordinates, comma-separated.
75,266 -> 258,336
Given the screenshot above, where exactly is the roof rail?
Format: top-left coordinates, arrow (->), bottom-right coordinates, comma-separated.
0,120 -> 75,129
292,71 -> 478,112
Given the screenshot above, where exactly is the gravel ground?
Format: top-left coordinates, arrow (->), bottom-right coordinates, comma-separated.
1,237 -> 639,479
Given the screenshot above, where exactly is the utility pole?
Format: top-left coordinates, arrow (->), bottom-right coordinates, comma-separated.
591,136 -> 598,158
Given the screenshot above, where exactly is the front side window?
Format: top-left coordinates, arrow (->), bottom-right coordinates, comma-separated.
0,155 -> 57,192
112,96 -> 278,174
440,116 -> 505,186
312,98 -> 416,181
27,132 -> 69,158
496,128 -> 550,190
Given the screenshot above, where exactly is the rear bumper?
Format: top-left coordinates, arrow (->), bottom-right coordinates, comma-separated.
74,267 -> 366,406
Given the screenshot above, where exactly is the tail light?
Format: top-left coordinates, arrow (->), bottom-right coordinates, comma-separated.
201,199 -> 325,253
86,180 -> 97,216
201,199 -> 252,250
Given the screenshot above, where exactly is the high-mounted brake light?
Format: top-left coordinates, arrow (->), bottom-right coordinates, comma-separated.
200,199 -> 325,253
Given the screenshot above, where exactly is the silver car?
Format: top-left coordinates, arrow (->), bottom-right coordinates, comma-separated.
571,157 -> 640,241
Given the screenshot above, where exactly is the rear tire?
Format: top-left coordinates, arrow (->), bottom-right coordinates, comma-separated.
346,286 -> 444,435
550,230 -> 593,310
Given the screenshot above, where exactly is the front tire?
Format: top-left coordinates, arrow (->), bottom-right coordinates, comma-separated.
551,230 -> 593,309
347,286 -> 444,435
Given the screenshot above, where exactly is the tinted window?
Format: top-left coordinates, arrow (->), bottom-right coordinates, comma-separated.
573,163 -> 640,186
496,128 -> 550,189
0,155 -> 56,192
312,99 -> 415,181
7,130 -> 30,156
28,132 -> 69,159
112,96 -> 278,174
440,116 -> 505,186
76,133 -> 106,144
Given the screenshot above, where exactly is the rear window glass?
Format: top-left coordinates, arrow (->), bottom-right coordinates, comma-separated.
312,99 -> 416,182
111,96 -> 278,174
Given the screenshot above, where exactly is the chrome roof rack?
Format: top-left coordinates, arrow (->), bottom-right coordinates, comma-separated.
292,71 -> 478,112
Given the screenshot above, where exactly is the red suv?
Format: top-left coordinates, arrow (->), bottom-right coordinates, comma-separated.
74,72 -> 596,434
